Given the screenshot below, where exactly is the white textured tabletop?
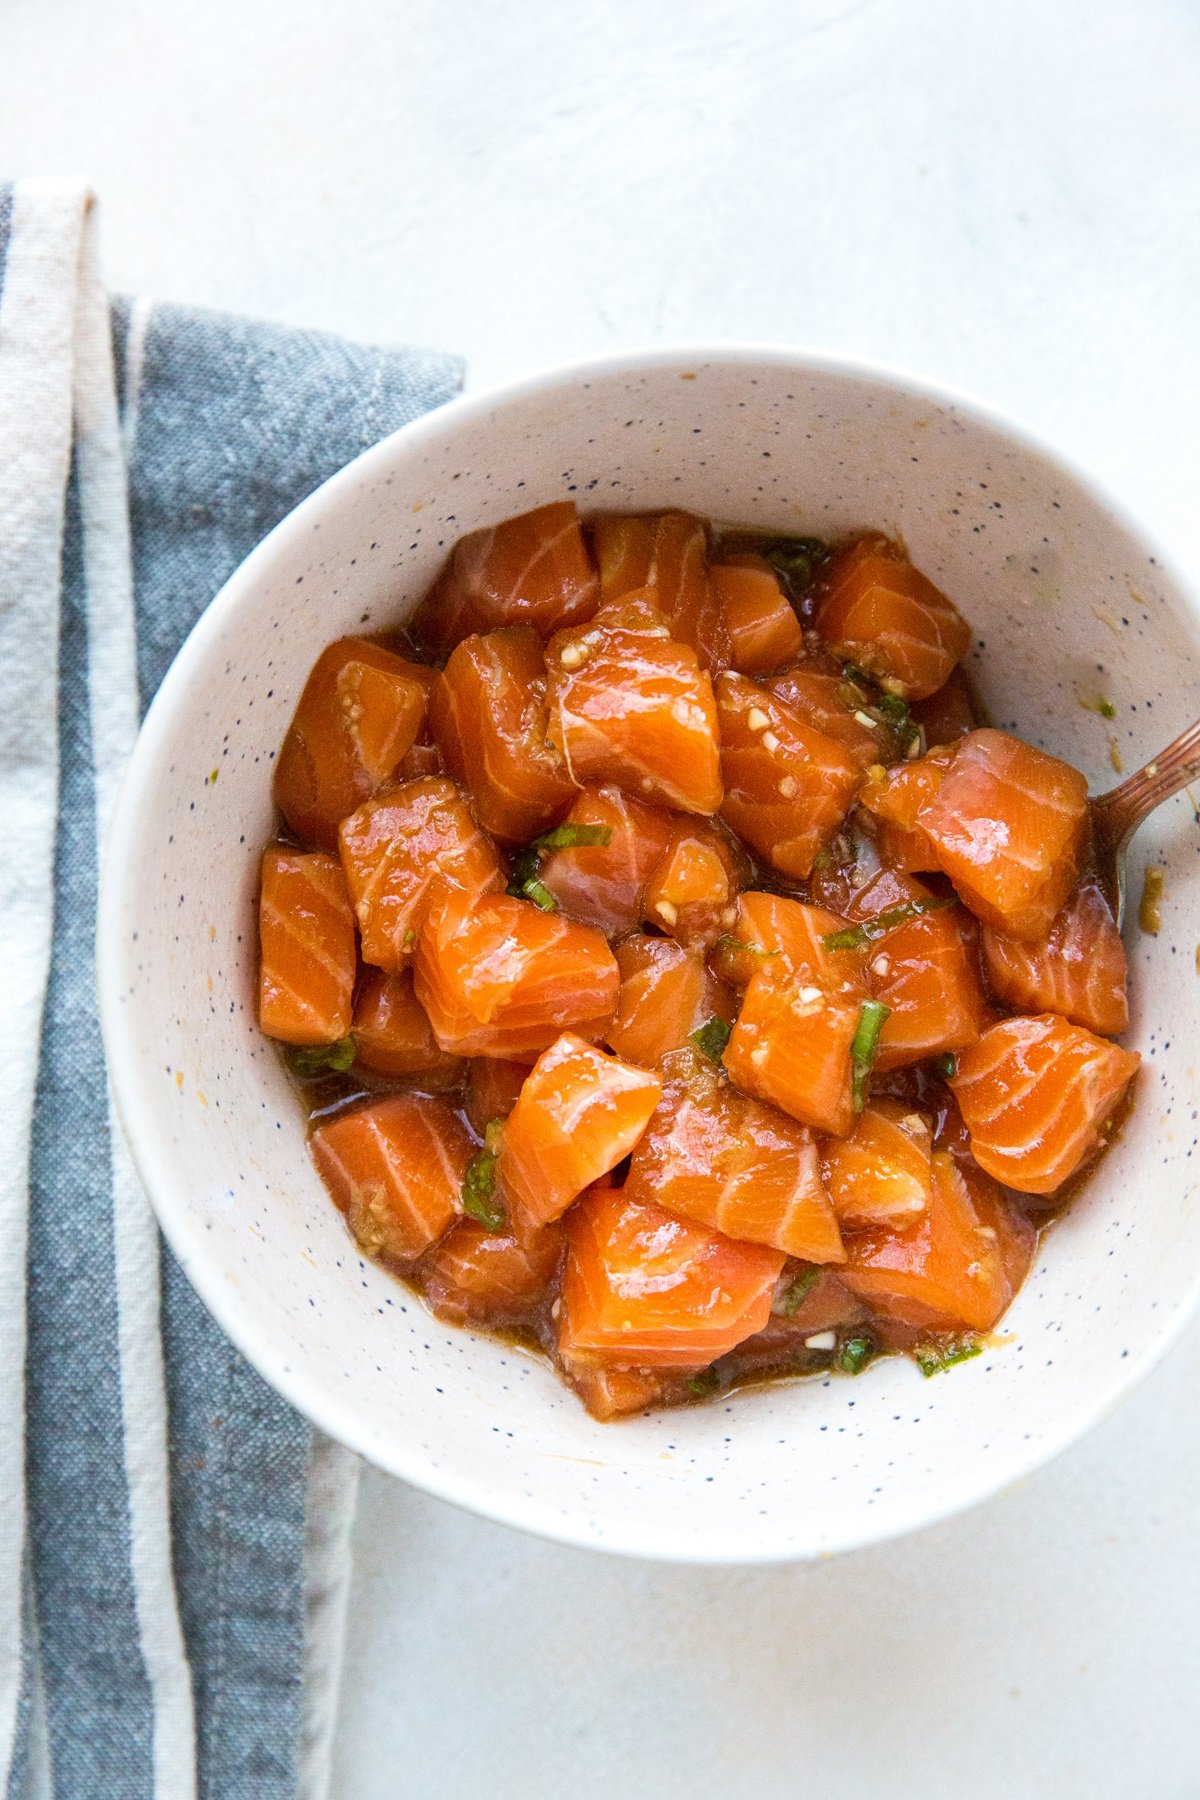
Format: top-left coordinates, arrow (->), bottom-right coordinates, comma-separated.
5,1 -> 1200,1793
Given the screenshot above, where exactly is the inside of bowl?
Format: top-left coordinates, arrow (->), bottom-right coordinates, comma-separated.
105,353 -> 1200,1559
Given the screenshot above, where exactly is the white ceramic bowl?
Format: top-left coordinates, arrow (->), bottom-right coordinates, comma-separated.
99,346 -> 1200,1563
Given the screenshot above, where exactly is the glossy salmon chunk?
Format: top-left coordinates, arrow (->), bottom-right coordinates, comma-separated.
857,748 -> 954,872
258,846 -> 356,1045
464,1057 -> 533,1136
712,557 -> 802,674
641,817 -> 745,949
538,785 -> 675,935
821,1099 -> 933,1228
274,637 -> 430,852
559,1358 -> 670,1421
421,1217 -> 563,1328
545,596 -> 723,814
625,1047 -> 845,1262
414,501 -> 598,649
842,873 -> 987,1070
606,936 -> 734,1067
950,1013 -> 1140,1194
841,1150 -> 1032,1332
351,967 -> 466,1087
981,883 -> 1129,1036
429,627 -> 576,842
559,1185 -> 785,1369
311,1093 -> 469,1266
712,891 -> 870,994
593,511 -> 728,670
337,776 -> 504,970
414,890 -> 619,1059
816,535 -> 972,700
765,663 -> 886,769
501,1034 -> 663,1227
715,672 -> 862,878
917,730 -> 1090,940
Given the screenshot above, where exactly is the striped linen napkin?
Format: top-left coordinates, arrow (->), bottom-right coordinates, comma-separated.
0,178 -> 463,1800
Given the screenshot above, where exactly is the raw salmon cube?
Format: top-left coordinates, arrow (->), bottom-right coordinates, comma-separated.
464,1057 -> 533,1136
625,1047 -> 845,1262
840,1150 -> 1032,1332
821,1100 -> 933,1228
715,671 -> 862,878
816,535 -> 972,700
351,967 -> 466,1087
421,1217 -> 563,1329
414,501 -> 598,650
606,936 -> 735,1068
559,1185 -> 784,1369
593,510 -> 729,671
311,1093 -> 470,1266
641,817 -> 746,949
722,962 -> 865,1138
396,738 -> 445,781
501,1034 -> 663,1227
711,892 -> 870,994
538,784 -> 675,935
765,663 -> 886,768
857,747 -> 955,872
545,596 -> 723,814
711,556 -> 802,674
950,1013 -> 1140,1194
428,627 -> 577,843
258,846 -> 356,1046
337,776 -> 504,970
917,730 -> 1090,940
274,637 -> 430,852
413,890 -> 619,1059
841,873 -> 987,1070
559,1358 -> 670,1420
981,883 -> 1129,1037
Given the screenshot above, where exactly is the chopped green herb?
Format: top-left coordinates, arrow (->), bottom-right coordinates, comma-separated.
822,896 -> 955,951
690,1017 -> 733,1063
1078,691 -> 1118,720
461,1142 -> 506,1232
876,690 -> 910,725
519,876 -> 558,912
935,1052 -> 958,1080
483,1117 -> 506,1156
760,535 -> 827,593
850,999 -> 891,1112
402,928 -> 415,947
915,1337 -> 982,1377
835,1334 -> 876,1376
286,1036 -> 357,1077
685,1366 -> 723,1397
714,934 -> 779,960
841,661 -> 871,688
531,822 -> 614,852
777,1265 -> 820,1316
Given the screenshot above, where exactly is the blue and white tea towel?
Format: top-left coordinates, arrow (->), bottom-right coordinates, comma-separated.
0,177 -> 463,1800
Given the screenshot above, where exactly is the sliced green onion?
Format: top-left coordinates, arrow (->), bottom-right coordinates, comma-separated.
761,535 -> 827,589
934,1052 -> 958,1080
835,1334 -> 876,1376
876,691 -> 911,726
518,876 -> 558,912
286,1036 -> 357,1077
822,896 -> 955,951
531,822 -> 614,852
840,661 -> 871,688
461,1138 -> 506,1232
690,1017 -> 732,1063
777,1265 -> 820,1316
915,1337 -> 982,1378
850,1000 -> 891,1112
685,1366 -> 723,1397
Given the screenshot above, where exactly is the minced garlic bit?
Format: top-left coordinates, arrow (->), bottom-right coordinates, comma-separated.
557,641 -> 588,669
761,730 -> 781,753
720,905 -> 738,927
805,1330 -> 837,1351
852,709 -> 878,729
656,899 -> 679,927
796,985 -> 823,1004
871,955 -> 891,977
866,762 -> 887,782
904,735 -> 923,759
779,775 -> 798,799
746,706 -> 771,732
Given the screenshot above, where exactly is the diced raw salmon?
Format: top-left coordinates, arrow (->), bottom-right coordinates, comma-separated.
816,535 -> 972,700
274,637 -> 430,852
338,776 -> 504,970
593,511 -> 729,670
917,730 -> 1090,940
538,785 -> 675,935
428,627 -> 577,842
841,873 -> 987,1070
396,738 -> 444,781
559,1185 -> 784,1368
821,1099 -> 933,1228
641,817 -> 746,949
765,663 -> 886,769
545,595 -> 723,814
625,1047 -> 845,1261
311,1093 -> 469,1266
712,891 -> 869,993
606,935 -> 735,1067
421,1217 -> 563,1328
913,665 -> 978,746
464,1057 -> 533,1136
559,1358 -> 671,1420
857,748 -> 955,872
258,846 -> 356,1045
413,890 -> 619,1059
981,883 -> 1129,1037
351,967 -> 466,1086
950,1013 -> 1140,1194
715,671 -> 862,877
414,501 -> 598,649
841,1149 -> 1027,1332
500,1034 -> 663,1227
711,556 -> 802,674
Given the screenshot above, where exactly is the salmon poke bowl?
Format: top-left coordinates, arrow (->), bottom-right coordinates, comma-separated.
98,347 -> 1200,1561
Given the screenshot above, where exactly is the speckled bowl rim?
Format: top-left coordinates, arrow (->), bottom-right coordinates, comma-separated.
98,341 -> 1200,1562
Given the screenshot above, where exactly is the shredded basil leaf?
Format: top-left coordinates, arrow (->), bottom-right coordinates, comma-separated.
822,895 -> 955,951
850,1000 -> 891,1112
685,1366 -> 723,1397
690,1017 -> 732,1063
286,1036 -> 356,1077
777,1266 -> 820,1316
915,1337 -> 982,1378
835,1334 -> 876,1376
461,1144 -> 506,1232
531,822 -> 614,852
